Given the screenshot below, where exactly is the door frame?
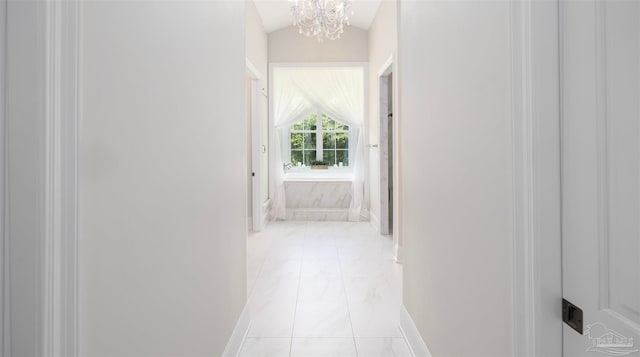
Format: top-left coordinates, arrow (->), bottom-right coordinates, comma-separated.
377,55 -> 393,236
3,0 -> 81,355
43,0 -> 82,355
4,0 -> 81,354
1,0 -> 6,353
246,59 -> 264,231
375,55 -> 401,261
510,0 -> 563,356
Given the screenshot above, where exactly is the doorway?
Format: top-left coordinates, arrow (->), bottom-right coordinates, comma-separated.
246,62 -> 264,232
379,60 -> 394,236
246,75 -> 253,231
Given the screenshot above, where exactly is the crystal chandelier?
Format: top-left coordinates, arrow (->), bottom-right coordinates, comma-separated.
289,0 -> 353,41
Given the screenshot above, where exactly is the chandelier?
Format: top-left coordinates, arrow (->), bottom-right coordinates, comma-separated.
289,0 -> 353,41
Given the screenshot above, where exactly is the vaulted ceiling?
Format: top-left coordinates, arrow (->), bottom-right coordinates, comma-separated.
253,0 -> 383,33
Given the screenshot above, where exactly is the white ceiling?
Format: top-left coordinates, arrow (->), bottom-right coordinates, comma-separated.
253,0 -> 383,34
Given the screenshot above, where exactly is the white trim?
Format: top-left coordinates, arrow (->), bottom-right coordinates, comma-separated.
0,0 -> 6,353
261,198 -> 270,229
362,62 -> 370,222
268,64 -> 276,221
245,58 -> 261,80
510,0 -> 562,356
390,0 -> 402,256
378,54 -> 394,77
394,243 -> 402,263
43,0 -> 62,353
384,20 -> 401,257
593,0 -> 610,311
270,61 -> 369,69
246,58 -> 264,232
221,302 -> 251,357
399,305 -> 432,357
376,53 -> 401,251
42,0 -> 80,355
369,210 -> 380,232
510,1 -> 536,355
378,56 -> 393,236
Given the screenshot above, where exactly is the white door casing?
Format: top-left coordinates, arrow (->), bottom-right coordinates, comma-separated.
247,59 -> 264,232
562,0 -> 640,355
0,0 -> 5,353
510,0 -> 563,355
379,56 -> 393,236
3,0 -> 80,355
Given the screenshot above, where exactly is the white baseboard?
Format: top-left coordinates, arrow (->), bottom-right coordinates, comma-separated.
222,302 -> 251,357
400,305 -> 432,357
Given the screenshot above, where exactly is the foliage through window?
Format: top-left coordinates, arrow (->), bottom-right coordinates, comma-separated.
290,113 -> 350,167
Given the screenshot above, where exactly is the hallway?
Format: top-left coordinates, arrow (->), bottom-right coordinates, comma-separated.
240,221 -> 409,356
3,0 -> 589,355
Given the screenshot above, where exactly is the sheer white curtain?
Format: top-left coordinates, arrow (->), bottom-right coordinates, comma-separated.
270,70 -> 313,220
270,66 -> 366,221
289,68 -> 365,221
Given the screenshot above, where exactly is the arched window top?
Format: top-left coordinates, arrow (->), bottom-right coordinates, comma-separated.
290,113 -> 350,131
322,115 -> 349,131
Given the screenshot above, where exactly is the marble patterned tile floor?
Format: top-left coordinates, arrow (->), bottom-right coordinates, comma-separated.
240,221 -> 411,357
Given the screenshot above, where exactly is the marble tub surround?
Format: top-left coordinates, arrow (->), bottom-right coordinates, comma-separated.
284,181 -> 352,221
242,221 -> 410,357
285,181 -> 351,209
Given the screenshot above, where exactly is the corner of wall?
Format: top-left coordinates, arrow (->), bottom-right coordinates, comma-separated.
369,209 -> 380,232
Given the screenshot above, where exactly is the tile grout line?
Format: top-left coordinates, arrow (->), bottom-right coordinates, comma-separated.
288,222 -> 307,357
239,231 -> 270,355
246,235 -> 269,303
336,232 -> 359,357
245,222 -> 403,355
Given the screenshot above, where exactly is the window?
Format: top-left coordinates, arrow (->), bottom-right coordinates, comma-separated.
289,112 -> 350,167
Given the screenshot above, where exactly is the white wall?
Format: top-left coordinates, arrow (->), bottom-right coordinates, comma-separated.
246,0 -> 270,225
80,2 -> 247,355
5,1 -> 46,355
399,1 -> 514,355
368,0 -> 397,234
269,26 -> 368,63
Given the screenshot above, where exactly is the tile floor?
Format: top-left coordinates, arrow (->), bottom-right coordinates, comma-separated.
240,221 -> 411,357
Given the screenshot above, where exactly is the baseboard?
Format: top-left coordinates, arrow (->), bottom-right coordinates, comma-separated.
222,302 -> 251,357
400,305 -> 432,357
